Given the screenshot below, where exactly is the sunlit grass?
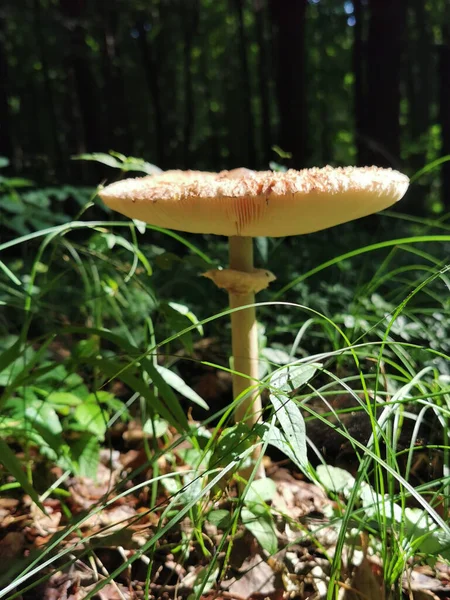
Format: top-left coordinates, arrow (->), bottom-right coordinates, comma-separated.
0,206 -> 449,599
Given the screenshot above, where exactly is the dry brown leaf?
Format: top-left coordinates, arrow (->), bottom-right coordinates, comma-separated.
405,569 -> 450,592
412,591 -> 440,600
80,504 -> 136,531
342,558 -> 385,600
0,530 -> 26,573
271,468 -> 330,520
222,554 -> 277,598
30,502 -> 62,536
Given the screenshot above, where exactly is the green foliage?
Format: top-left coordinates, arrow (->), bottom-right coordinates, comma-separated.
0,157 -> 93,235
73,151 -> 162,176
1,159 -> 450,597
317,464 -> 450,563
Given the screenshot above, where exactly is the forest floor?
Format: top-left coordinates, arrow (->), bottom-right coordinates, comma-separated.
2,397 -> 450,600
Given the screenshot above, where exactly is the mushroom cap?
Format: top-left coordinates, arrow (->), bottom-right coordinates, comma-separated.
99,166 -> 409,237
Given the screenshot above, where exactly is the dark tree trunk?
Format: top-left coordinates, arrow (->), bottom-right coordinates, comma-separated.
0,12 -> 12,162
405,0 -> 432,214
135,17 -> 165,168
181,0 -> 199,169
234,0 -> 257,168
270,0 -> 307,168
60,0 -> 101,163
363,0 -> 407,168
34,0 -> 65,178
353,0 -> 366,166
100,0 -> 131,154
254,0 -> 272,167
199,40 -> 221,171
440,22 -> 450,209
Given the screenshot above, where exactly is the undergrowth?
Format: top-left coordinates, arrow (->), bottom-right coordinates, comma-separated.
0,157 -> 449,599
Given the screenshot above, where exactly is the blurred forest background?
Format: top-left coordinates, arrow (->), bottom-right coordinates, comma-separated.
1,0 -> 450,218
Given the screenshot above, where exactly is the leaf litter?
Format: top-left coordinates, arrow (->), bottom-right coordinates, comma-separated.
1,418 -> 450,600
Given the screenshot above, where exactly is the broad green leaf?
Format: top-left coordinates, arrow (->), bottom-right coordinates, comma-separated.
245,478 -> 277,505
261,347 -> 291,365
70,433 -> 100,478
155,365 -> 208,410
241,507 -> 278,555
207,509 -> 231,529
212,424 -> 254,467
46,392 -> 82,407
143,417 -> 169,438
74,402 -> 107,438
269,392 -> 307,469
260,423 -> 305,471
316,465 -> 356,495
25,402 -> 62,436
270,362 -> 318,393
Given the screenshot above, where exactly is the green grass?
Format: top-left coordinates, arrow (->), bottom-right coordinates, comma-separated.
0,180 -> 449,599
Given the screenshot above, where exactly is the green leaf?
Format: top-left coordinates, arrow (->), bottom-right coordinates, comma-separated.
5,178 -> 34,188
0,156 -> 10,168
212,424 -> 254,467
207,509 -> 231,529
74,402 -> 108,439
260,423 -> 305,471
62,326 -> 190,433
316,465 -> 356,495
270,363 -> 318,393
168,302 -> 204,336
46,392 -> 82,407
156,365 -> 209,410
245,478 -> 277,505
190,565 -> 219,598
25,402 -> 62,436
241,507 -> 278,555
73,153 -> 123,169
0,339 -> 22,385
268,392 -> 308,470
70,433 -> 100,478
267,363 -> 318,470
142,417 -> 169,438
271,145 -> 292,159
0,440 -> 45,511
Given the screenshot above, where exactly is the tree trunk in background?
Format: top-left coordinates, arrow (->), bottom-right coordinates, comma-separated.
440,15 -> 450,209
234,0 -> 257,168
100,0 -> 131,155
353,0 -> 366,166
34,0 -> 65,178
270,0 -> 307,168
136,17 -> 165,168
181,0 -> 199,169
406,0 -> 432,214
60,0 -> 101,155
363,0 -> 406,168
0,13 -> 12,162
254,0 -> 272,167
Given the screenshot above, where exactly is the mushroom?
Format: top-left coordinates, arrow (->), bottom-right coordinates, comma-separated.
99,166 -> 409,444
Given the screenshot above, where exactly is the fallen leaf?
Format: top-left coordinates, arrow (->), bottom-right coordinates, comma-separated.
222,554 -> 277,598
343,558 -> 385,600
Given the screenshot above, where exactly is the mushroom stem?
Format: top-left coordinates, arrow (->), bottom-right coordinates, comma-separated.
228,236 -> 262,427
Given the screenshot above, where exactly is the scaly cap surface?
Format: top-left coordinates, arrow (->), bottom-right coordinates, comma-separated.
99,166 -> 409,237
